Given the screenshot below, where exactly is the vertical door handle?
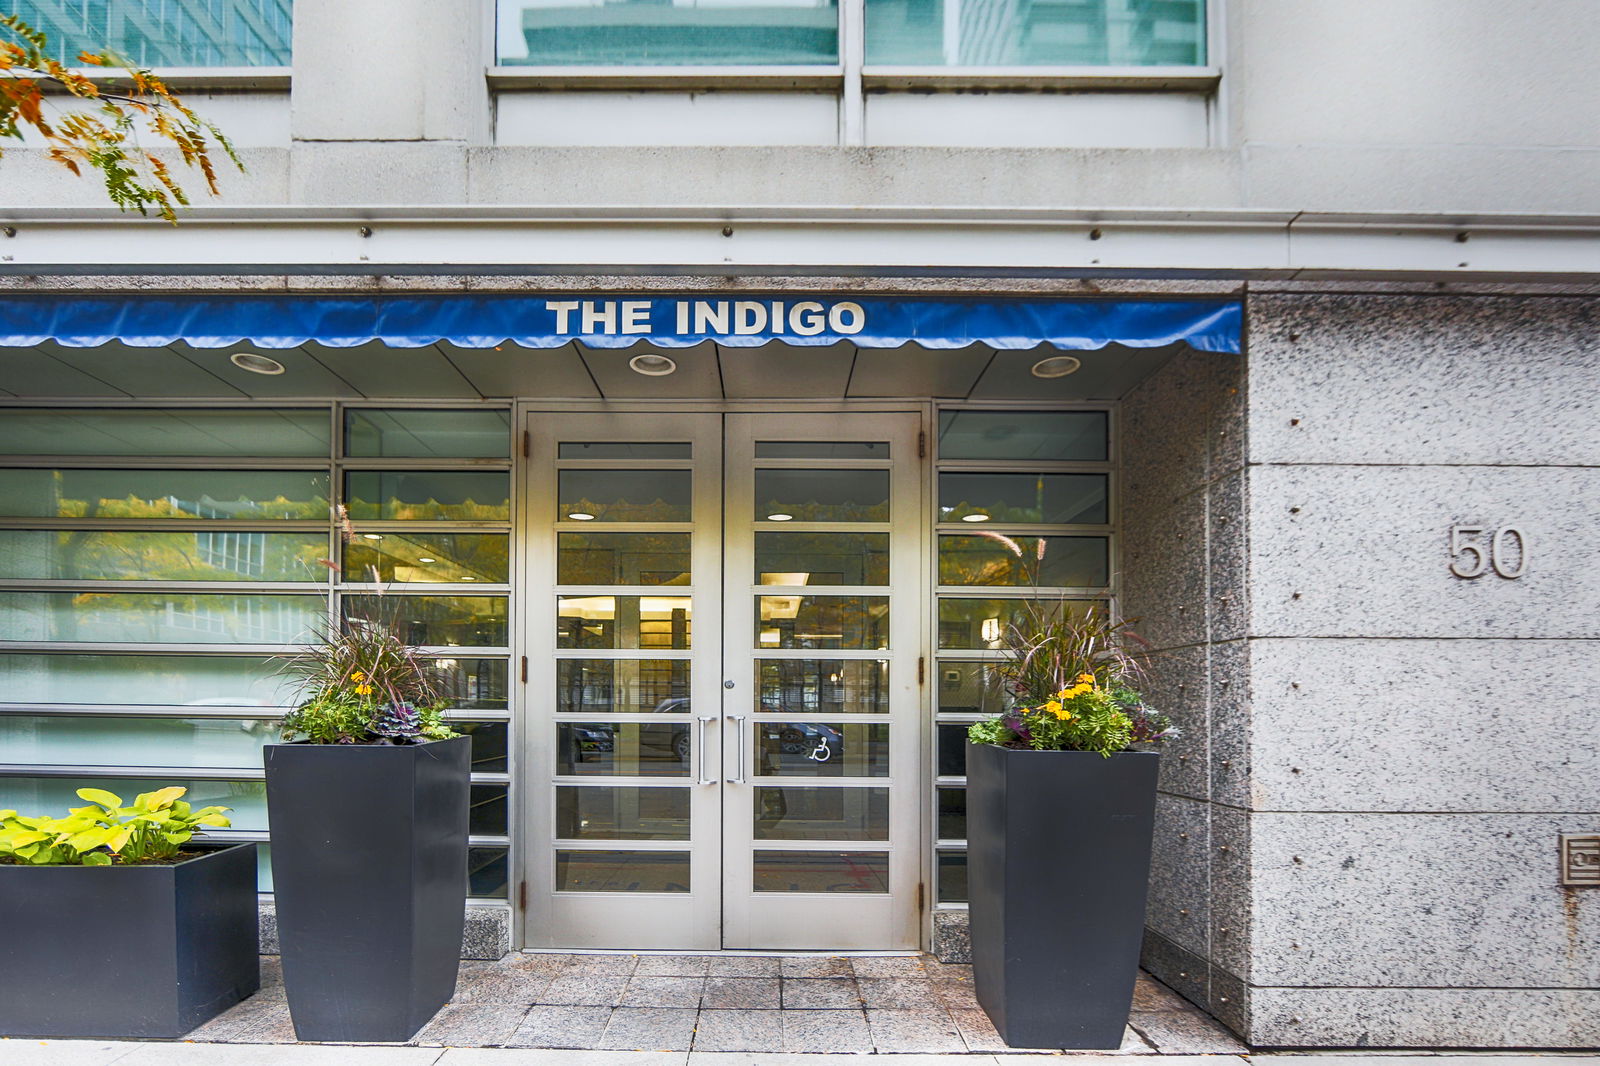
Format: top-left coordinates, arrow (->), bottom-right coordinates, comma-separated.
725,714 -> 747,784
695,716 -> 715,786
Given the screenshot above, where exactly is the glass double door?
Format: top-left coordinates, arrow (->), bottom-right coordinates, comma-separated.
522,410 -> 923,950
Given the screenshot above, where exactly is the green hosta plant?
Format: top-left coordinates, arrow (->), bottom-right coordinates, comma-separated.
0,786 -> 231,866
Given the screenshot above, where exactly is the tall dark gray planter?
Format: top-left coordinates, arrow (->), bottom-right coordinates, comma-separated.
264,736 -> 470,1042
966,744 -> 1159,1050
0,843 -> 259,1038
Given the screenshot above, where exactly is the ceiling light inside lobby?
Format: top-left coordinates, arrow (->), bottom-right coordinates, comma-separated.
628,352 -> 677,376
229,352 -> 286,375
961,513 -> 990,522
766,513 -> 793,522
567,512 -> 596,521
1030,355 -> 1082,379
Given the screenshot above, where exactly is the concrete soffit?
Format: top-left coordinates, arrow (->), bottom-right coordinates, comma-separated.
1,206 -> 1599,282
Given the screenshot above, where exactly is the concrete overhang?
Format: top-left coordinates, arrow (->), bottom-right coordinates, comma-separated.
1,207 -> 1598,282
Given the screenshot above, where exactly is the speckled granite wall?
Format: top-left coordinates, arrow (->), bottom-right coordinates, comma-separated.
1120,340 -> 1250,1037
1236,293 -> 1600,1048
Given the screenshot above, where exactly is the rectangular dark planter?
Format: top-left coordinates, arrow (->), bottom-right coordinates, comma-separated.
967,744 -> 1160,1050
0,843 -> 260,1038
264,736 -> 470,1042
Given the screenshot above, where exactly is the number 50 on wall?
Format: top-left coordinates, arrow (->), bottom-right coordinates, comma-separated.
1449,525 -> 1530,579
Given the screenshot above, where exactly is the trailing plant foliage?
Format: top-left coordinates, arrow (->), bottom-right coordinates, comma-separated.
967,600 -> 1178,758
0,786 -> 230,866
277,610 -> 460,746
0,13 -> 242,221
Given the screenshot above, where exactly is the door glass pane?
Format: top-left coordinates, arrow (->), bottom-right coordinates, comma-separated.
0,592 -> 323,644
558,659 -> 691,714
345,409 -> 511,458
0,408 -> 329,457
0,777 -> 267,830
754,722 -> 890,778
937,722 -> 970,777
754,442 -> 888,459
344,595 -> 508,647
755,469 -> 888,522
755,787 -> 889,840
753,850 -> 889,893
936,597 -> 1104,649
344,471 -> 510,521
459,721 -> 510,772
557,786 -> 691,840
556,850 -> 690,892
556,722 -> 693,777
937,410 -> 1108,461
559,443 -> 691,459
432,657 -> 510,711
756,532 -> 888,586
559,470 -> 691,522
756,595 -> 887,650
0,653 -> 287,706
499,0 -> 840,66
938,535 -> 1109,588
557,533 -> 692,586
935,660 -> 1010,716
470,847 -> 511,898
0,530 -> 327,582
0,469 -> 329,521
939,472 -> 1108,525
865,0 -> 1205,66
344,533 -> 509,583
756,659 -> 889,715
558,596 -> 692,649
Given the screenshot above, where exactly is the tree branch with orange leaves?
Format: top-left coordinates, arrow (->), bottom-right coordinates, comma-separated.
1,13 -> 243,222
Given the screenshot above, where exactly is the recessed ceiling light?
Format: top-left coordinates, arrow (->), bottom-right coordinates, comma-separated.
1030,355 -> 1082,379
961,513 -> 991,523
229,352 -> 286,376
361,533 -> 383,540
461,576 -> 476,581
418,557 -> 436,563
628,352 -> 677,376
766,513 -> 794,522
567,512 -> 596,521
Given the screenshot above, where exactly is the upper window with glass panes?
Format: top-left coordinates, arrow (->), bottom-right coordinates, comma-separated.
9,0 -> 292,67
495,0 -> 1202,68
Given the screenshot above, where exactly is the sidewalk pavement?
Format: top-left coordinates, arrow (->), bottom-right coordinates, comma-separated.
3,1044 -> 1600,1066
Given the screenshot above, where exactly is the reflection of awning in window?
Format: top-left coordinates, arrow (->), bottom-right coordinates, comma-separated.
0,295 -> 1241,353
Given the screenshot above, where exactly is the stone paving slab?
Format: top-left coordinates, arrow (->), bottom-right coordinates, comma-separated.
16,954 -> 1256,1057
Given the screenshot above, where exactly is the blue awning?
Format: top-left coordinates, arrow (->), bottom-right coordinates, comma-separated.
0,295 -> 1241,353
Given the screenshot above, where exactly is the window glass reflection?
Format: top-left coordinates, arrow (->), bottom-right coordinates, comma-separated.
936,597 -> 1103,649
0,715 -> 277,769
429,657 -> 510,712
0,777 -> 267,830
756,532 -> 888,586
939,472 -> 1108,525
557,722 -> 693,777
865,0 -> 1205,67
345,409 -> 511,459
755,469 -> 888,522
344,595 -> 508,647
935,660 -> 1010,716
756,659 -> 888,715
0,469 -> 328,521
558,442 -> 691,459
499,0 -> 839,66
0,408 -> 328,458
556,850 -> 690,892
558,596 -> 692,650
0,653 -> 287,706
937,410 -> 1108,461
344,471 -> 510,521
753,850 -> 888,893
558,470 -> 691,522
755,722 -> 890,778
557,786 -> 691,840
756,595 -> 887,650
0,591 -> 323,645
938,535 -> 1109,588
344,533 -> 509,584
755,786 -> 889,840
754,442 -> 888,459
558,659 -> 691,714
557,533 -> 692,586
938,787 -> 967,840
0,530 -> 327,582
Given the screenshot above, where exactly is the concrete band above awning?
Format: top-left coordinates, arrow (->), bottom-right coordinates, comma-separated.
0,295 -> 1242,353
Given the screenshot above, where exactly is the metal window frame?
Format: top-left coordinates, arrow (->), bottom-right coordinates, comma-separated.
926,399 -> 1120,915
0,398 -> 519,903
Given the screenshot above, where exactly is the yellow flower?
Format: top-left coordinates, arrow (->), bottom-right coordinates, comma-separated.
1054,707 -> 1074,721
354,683 -> 374,696
1043,700 -> 1062,716
351,671 -> 366,682
1077,672 -> 1096,684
